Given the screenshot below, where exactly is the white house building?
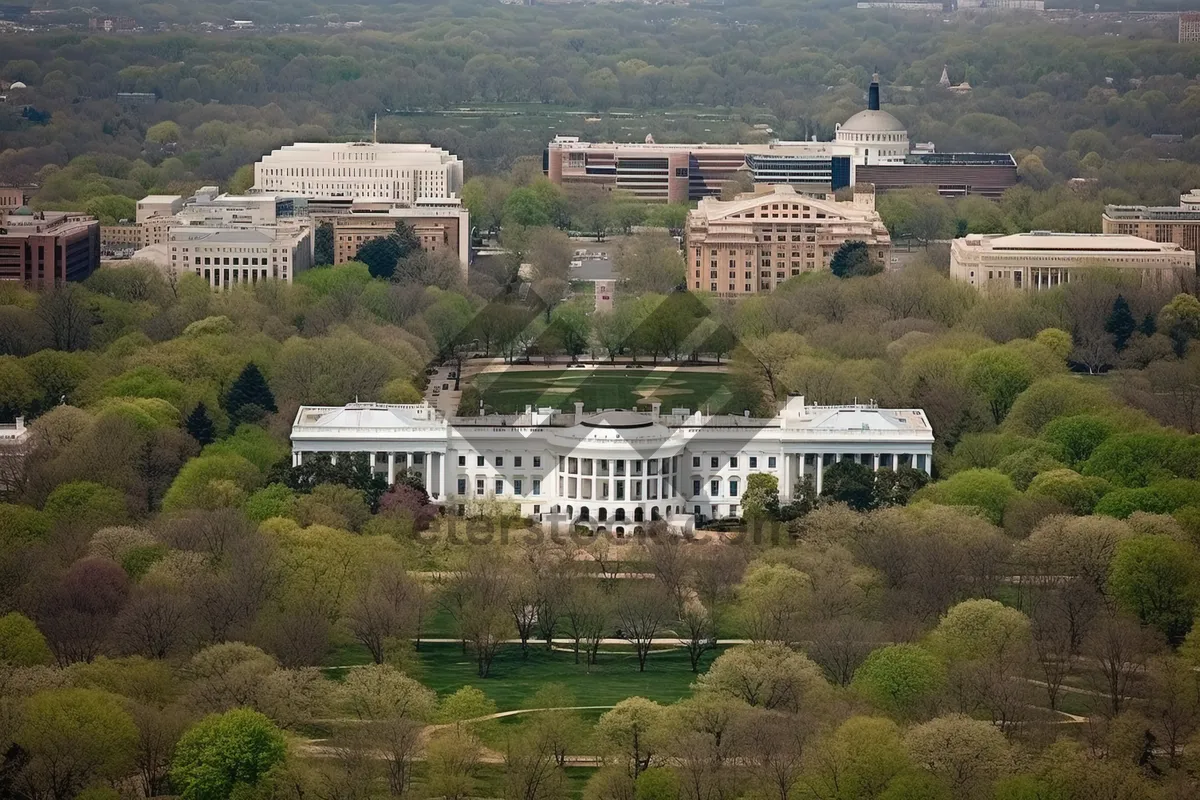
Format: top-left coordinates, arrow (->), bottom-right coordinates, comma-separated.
290,396 -> 935,535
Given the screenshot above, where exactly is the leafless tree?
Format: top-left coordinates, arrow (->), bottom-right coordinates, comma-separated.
35,285 -> 93,351
346,566 -> 419,664
1086,609 -> 1160,717
561,580 -> 611,666
447,554 -> 514,677
803,615 -> 882,687
1028,594 -> 1077,711
130,702 -> 190,798
1145,656 -> 1200,769
615,582 -> 673,672
643,532 -> 692,612
118,585 -> 189,659
743,709 -> 816,800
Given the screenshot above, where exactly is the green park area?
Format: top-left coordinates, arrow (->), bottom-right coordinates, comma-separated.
467,368 -> 734,415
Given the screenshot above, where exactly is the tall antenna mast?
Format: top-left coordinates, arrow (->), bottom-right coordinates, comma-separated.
373,113 -> 378,144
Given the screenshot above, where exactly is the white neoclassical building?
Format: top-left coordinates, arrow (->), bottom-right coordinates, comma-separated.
291,396 -> 935,535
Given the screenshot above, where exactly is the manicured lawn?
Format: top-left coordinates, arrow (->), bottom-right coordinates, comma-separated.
415,641 -> 716,710
469,369 -> 733,415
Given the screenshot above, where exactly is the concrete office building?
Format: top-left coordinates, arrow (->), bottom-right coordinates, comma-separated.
291,396 -> 934,531
0,207 -> 100,285
1103,190 -> 1200,266
1180,12 -> 1200,44
950,231 -> 1196,292
546,74 -> 1017,201
252,142 -> 464,208
0,187 -> 26,211
686,185 -> 891,297
133,187 -> 313,289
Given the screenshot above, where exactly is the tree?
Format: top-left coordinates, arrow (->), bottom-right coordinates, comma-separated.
918,469 -> 1016,525
1108,535 -> 1200,645
830,240 -> 880,279
904,715 -> 1011,800
185,402 -> 217,447
695,643 -> 828,713
346,567 -> 421,664
741,473 -> 780,521
170,709 -> 287,800
963,347 -> 1034,425
35,285 -> 94,351
596,698 -> 667,779
223,363 -> 276,427
852,644 -> 945,718
146,120 -> 182,144
356,222 -> 421,280
736,562 -> 809,646
1105,295 -> 1137,352
314,222 -> 335,266
426,727 -> 483,800
616,581 -> 673,672
930,599 -> 1031,664
38,557 -> 130,664
0,611 -> 51,666
613,231 -> 686,293
801,716 -> 911,800
820,459 -> 877,511
16,688 -> 138,800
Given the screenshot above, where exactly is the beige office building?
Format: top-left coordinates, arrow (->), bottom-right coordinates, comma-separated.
1102,191 -> 1200,266
950,232 -> 1195,292
685,184 -> 890,297
321,203 -> 470,270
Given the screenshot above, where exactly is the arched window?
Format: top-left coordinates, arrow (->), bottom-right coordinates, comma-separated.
615,508 -> 626,522
634,508 -> 644,522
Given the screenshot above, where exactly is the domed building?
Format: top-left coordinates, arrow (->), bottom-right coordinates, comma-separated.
834,73 -> 909,165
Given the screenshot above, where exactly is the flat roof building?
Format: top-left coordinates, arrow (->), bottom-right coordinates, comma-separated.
291,395 -> 934,531
0,208 -> 100,285
252,142 -> 464,206
1180,12 -> 1200,43
1102,190 -> 1200,265
686,185 -> 890,297
950,231 -> 1196,292
315,200 -> 470,270
546,73 -> 1016,202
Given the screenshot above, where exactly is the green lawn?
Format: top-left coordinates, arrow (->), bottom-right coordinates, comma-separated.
415,641 -> 716,710
469,369 -> 733,415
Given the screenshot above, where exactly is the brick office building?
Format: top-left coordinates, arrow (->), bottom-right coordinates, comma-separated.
0,207 -> 100,285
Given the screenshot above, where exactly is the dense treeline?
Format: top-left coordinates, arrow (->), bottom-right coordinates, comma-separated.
3,2 -> 1200,202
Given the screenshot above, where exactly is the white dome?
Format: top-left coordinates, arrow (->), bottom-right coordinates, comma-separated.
9,81 -> 27,89
839,109 -> 905,134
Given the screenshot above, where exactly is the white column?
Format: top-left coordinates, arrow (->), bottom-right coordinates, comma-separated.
780,451 -> 791,502
387,452 -> 396,485
873,453 -> 880,472
424,451 -> 433,493
292,450 -> 300,468
330,453 -> 338,466
815,455 -> 823,495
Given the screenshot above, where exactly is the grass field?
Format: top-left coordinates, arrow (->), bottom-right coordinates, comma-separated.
469,368 -> 733,415
414,641 -> 715,710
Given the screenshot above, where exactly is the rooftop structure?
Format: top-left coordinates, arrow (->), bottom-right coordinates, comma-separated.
315,200 -> 470,269
546,74 -> 1014,201
252,142 -> 464,205
291,396 -> 934,532
1181,11 -> 1200,44
950,231 -> 1196,292
1103,191 -> 1200,264
686,184 -> 891,297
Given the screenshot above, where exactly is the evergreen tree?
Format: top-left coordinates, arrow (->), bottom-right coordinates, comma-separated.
1139,312 -> 1157,337
224,363 -> 277,425
313,222 -> 335,266
829,240 -> 880,279
185,402 -> 217,446
820,460 -> 878,511
355,221 -> 422,279
1105,294 -> 1137,352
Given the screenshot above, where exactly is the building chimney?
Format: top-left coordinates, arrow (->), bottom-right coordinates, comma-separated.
651,402 -> 661,420
868,72 -> 881,111
574,401 -> 584,419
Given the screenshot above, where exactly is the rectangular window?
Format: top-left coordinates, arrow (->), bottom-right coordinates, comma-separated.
730,479 -> 739,497
457,478 -> 466,495
476,479 -> 484,496
768,456 -> 777,468
514,456 -> 522,468
514,479 -> 523,495
496,456 -> 504,467
495,479 -> 504,495
730,457 -> 739,469
477,456 -> 485,467
533,456 -> 541,468
532,479 -> 541,495
749,456 -> 758,469
693,479 -> 701,496
710,479 -> 720,496
458,455 -> 466,466
711,457 -> 719,469
693,456 -> 701,468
